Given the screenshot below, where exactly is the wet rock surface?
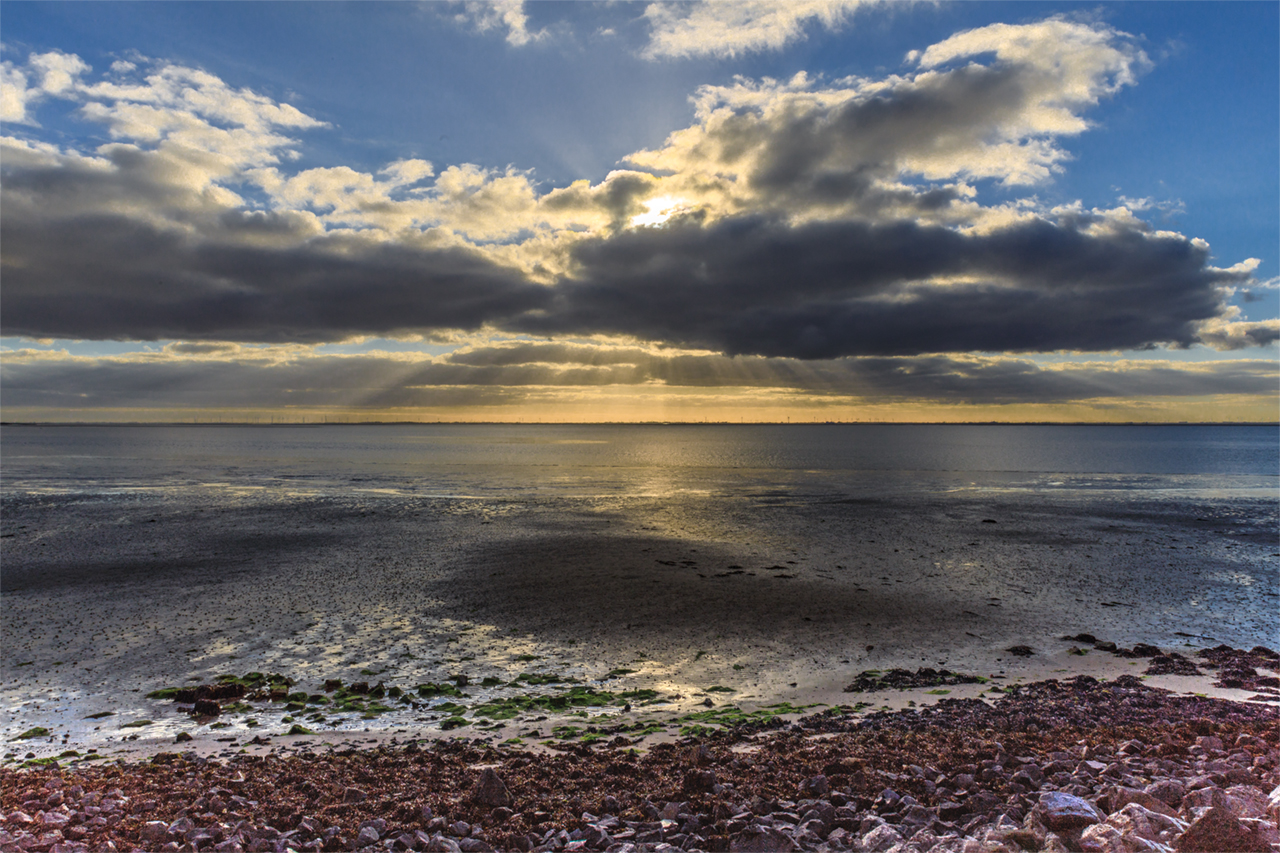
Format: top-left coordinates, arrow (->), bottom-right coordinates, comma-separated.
3,674 -> 1278,852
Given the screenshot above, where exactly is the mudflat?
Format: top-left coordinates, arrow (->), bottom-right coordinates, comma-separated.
2,485 -> 1276,761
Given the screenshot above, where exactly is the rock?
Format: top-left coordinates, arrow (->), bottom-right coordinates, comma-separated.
139,821 -> 171,845
729,824 -> 797,853
800,775 -> 830,797
1223,785 -> 1269,819
858,823 -> 903,852
683,769 -> 717,794
1174,805 -> 1271,852
582,824 -> 612,849
355,825 -> 382,847
1078,822 -> 1127,853
1012,764 -> 1044,790
1034,792 -> 1103,832
1102,786 -> 1180,819
472,768 -> 512,808
1143,780 -> 1186,808
1104,802 -> 1187,847
192,699 -> 221,717
1194,736 -> 1224,753
800,803 -> 835,827
342,787 -> 367,804
175,732 -> 194,744
424,835 -> 463,853
1041,832 -> 1073,853
689,744 -> 712,766
1147,652 -> 1200,675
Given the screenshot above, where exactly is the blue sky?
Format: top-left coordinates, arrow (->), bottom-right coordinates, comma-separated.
1,1 -> 1277,421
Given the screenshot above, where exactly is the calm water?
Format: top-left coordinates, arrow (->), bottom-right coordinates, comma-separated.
1,423 -> 1276,499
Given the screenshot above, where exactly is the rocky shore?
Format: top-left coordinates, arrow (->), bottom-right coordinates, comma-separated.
4,668 -> 1279,853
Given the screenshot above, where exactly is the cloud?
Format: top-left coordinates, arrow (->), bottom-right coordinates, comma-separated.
2,343 -> 1275,413
0,21 -> 1268,366
456,0 -> 546,47
518,210 -> 1250,358
1,62 -> 35,124
28,50 -> 90,94
1196,317 -> 1280,351
641,1 -> 875,60
629,18 -> 1149,208
0,198 -> 548,341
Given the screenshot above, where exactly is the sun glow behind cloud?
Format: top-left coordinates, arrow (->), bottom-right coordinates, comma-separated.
629,195 -> 694,227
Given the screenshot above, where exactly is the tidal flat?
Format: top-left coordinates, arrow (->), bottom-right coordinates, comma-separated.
2,481 -> 1276,762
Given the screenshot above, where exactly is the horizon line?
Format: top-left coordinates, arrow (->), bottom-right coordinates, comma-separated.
2,420 -> 1277,427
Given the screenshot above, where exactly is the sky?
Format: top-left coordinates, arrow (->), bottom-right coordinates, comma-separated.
1,0 -> 1277,423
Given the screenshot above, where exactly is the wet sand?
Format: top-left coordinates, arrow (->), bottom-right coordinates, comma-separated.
2,487 -> 1276,763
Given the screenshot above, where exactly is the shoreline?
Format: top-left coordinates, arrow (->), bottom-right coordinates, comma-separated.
2,664 -> 1277,853
6,642 -> 1277,769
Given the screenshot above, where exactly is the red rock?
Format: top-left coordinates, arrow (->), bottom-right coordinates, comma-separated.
1174,805 -> 1270,852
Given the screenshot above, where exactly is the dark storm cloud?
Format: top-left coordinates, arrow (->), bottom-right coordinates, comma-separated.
0,207 -> 549,343
0,200 -> 1251,354
513,212 -> 1246,357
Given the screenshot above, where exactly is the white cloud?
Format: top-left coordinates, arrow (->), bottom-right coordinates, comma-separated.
458,0 -> 546,47
1196,316 -> 1280,350
28,50 -> 90,94
642,0 -> 876,60
0,61 -> 33,124
379,158 -> 435,186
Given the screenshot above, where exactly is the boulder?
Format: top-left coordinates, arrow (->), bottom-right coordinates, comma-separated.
1223,785 -> 1269,819
1034,792 -> 1103,832
1104,802 -> 1187,847
1103,786 -> 1180,819
1174,805 -> 1272,852
471,769 -> 512,808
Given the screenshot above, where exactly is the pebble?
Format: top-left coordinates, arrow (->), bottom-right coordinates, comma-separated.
2,675 -> 1277,853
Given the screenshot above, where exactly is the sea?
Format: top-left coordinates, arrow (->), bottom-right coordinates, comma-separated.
3,422 -> 1276,500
